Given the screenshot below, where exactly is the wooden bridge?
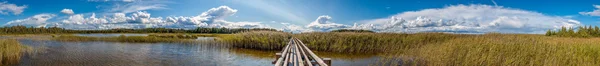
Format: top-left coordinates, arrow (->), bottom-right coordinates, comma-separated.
272,37 -> 331,66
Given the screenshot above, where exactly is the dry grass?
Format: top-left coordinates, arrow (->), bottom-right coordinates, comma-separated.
220,31 -> 600,65
379,34 -> 600,66
218,31 -> 291,50
295,32 -> 466,53
0,39 -> 24,66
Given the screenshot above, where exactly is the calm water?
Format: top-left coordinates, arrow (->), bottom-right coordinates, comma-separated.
74,34 -> 148,37
12,36 -> 379,66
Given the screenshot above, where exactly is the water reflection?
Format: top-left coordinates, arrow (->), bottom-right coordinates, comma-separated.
14,38 -> 378,66
74,34 -> 148,37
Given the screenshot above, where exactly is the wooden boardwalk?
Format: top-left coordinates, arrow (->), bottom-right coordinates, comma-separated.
273,37 -> 331,66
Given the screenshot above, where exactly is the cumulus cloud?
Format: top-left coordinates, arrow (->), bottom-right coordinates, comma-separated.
49,6 -> 268,30
355,4 -> 580,34
200,6 -> 238,20
0,2 -> 27,15
61,9 -> 75,15
306,15 -> 349,32
2,14 -> 55,27
280,22 -> 310,33
580,5 -> 600,16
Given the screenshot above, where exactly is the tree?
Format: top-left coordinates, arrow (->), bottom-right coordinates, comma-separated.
546,29 -> 553,36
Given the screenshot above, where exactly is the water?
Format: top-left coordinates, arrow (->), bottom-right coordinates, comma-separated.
11,36 -> 379,66
74,34 -> 148,37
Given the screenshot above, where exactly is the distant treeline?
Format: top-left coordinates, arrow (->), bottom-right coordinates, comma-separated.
330,29 -> 374,33
0,25 -> 277,34
546,26 -> 600,37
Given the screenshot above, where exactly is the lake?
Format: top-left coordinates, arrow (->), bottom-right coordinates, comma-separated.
8,35 -> 380,66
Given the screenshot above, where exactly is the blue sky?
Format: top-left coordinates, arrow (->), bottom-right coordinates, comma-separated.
1,0 -> 599,33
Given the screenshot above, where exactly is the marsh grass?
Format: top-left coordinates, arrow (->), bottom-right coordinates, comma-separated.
378,34 -> 600,66
221,31 -> 466,53
54,35 -> 194,43
0,39 -> 24,66
218,31 -> 291,50
295,32 -> 467,53
221,31 -> 600,65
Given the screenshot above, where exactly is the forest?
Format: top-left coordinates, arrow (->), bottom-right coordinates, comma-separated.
546,26 -> 600,37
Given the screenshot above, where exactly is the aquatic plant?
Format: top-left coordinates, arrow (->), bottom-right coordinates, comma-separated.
221,31 -> 600,65
0,39 -> 23,66
379,34 -> 600,66
219,31 -> 292,50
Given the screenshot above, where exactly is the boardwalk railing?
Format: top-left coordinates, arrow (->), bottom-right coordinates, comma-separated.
273,37 -> 331,66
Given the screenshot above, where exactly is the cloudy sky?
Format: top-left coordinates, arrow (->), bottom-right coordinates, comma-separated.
0,0 -> 599,34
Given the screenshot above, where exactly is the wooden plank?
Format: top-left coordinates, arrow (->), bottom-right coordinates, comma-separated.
292,42 -> 297,66
295,38 -> 329,66
283,44 -> 292,66
293,40 -> 304,66
296,39 -> 313,66
274,38 -> 293,66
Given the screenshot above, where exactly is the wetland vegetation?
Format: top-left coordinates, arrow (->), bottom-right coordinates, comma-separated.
2,26 -> 600,65
0,39 -> 25,66
221,30 -> 600,65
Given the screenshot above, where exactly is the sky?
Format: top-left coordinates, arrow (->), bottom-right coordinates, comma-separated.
0,0 -> 600,34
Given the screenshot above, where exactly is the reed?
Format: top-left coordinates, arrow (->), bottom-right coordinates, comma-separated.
378,34 -> 600,66
218,31 -> 291,50
295,32 -> 466,53
0,39 -> 23,66
220,31 -> 600,65
220,31 -> 467,53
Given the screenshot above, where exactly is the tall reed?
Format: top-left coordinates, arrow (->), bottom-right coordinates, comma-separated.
0,39 -> 23,66
295,32 -> 466,53
220,31 -> 600,65
379,34 -> 600,66
219,31 -> 291,50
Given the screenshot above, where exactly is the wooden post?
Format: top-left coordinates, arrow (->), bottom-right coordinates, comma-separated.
273,53 -> 282,64
323,58 -> 331,66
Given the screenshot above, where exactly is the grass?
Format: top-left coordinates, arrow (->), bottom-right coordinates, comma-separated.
54,35 -> 194,43
295,32 -> 466,53
0,39 -> 24,66
219,31 -> 600,65
378,34 -> 600,66
218,31 -> 291,50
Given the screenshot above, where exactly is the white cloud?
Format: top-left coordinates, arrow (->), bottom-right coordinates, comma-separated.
200,6 -> 238,20
61,9 -> 75,15
580,5 -> 600,16
355,4 -> 580,34
50,6 -> 268,30
92,0 -> 169,13
2,14 -> 56,27
0,2 -> 27,15
280,22 -> 310,33
305,15 -> 349,32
